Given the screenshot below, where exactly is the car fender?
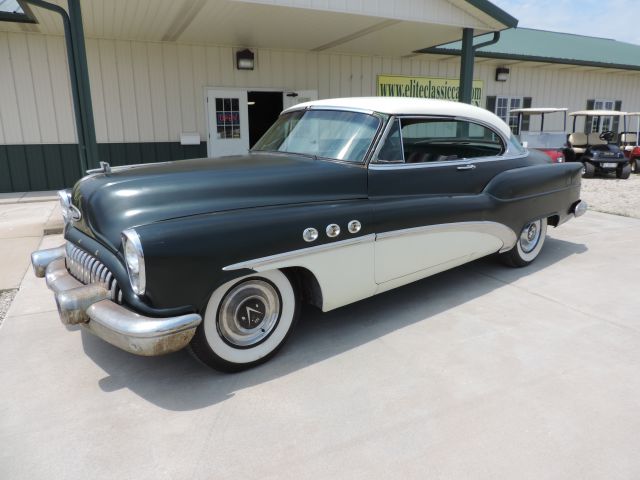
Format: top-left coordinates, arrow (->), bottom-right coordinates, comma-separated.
483,162 -> 582,232
135,200 -> 374,313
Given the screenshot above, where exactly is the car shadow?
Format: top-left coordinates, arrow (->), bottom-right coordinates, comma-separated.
81,236 -> 588,411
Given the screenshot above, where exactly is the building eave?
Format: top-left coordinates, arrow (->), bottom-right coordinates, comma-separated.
464,0 -> 518,28
418,47 -> 640,72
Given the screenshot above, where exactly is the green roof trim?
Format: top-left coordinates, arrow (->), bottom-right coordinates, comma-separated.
419,28 -> 640,72
464,0 -> 518,28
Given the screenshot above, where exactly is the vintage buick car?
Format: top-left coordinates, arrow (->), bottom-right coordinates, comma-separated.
32,97 -> 586,372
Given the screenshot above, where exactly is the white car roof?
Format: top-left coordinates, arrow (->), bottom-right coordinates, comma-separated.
510,107 -> 567,114
569,110 -> 628,116
283,97 -> 512,138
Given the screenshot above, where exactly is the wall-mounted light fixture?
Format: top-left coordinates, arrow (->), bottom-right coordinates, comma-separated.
495,67 -> 510,82
236,49 -> 255,70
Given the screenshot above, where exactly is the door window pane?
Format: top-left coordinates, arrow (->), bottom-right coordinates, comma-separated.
215,97 -> 241,139
377,120 -> 403,162
384,118 -> 504,163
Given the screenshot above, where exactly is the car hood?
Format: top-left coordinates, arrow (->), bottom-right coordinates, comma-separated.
71,153 -> 367,249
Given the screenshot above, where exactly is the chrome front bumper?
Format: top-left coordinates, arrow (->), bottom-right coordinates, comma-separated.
31,245 -> 202,356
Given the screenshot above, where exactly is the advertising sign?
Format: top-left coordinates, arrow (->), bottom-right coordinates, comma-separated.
377,74 -> 483,106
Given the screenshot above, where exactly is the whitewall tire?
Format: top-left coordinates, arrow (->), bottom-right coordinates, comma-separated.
500,218 -> 548,267
190,270 -> 299,372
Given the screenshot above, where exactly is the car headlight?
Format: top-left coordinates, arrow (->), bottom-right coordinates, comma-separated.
122,229 -> 146,295
57,189 -> 72,223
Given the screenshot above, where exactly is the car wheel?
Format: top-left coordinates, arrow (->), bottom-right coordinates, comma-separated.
582,162 -> 595,178
617,164 -> 632,179
500,218 -> 548,268
190,270 -> 299,372
631,159 -> 639,174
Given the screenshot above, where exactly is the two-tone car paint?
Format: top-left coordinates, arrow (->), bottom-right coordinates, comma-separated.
33,97 -> 585,370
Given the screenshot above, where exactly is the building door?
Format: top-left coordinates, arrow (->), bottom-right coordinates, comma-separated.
206,88 -> 250,157
248,91 -> 283,147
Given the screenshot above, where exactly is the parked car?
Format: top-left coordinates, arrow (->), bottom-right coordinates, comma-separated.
621,112 -> 640,173
567,110 -> 630,179
31,97 -> 586,372
510,107 -> 568,163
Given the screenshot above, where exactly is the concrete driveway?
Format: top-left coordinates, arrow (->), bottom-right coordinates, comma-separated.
1,211 -> 639,480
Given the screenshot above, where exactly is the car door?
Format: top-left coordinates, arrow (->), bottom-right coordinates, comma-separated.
369,116 -> 526,285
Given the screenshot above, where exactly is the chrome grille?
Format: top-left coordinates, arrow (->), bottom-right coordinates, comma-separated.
65,243 -> 123,303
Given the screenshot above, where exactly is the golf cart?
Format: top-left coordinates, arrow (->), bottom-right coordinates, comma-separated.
511,107 -> 568,163
621,112 -> 640,173
567,110 -> 630,179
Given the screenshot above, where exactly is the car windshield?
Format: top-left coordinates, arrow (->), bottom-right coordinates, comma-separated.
252,109 -> 381,163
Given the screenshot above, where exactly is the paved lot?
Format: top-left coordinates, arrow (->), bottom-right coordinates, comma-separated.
1,211 -> 640,480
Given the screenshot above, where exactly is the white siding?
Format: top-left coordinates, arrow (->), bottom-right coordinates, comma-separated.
2,32 -> 640,145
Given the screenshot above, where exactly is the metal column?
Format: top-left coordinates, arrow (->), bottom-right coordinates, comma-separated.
67,0 -> 98,172
458,29 -> 501,105
458,28 -> 474,104
23,0 -> 98,174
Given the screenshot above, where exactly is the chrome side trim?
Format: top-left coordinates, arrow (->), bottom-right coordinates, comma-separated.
223,234 -> 376,271
376,221 -> 517,253
224,221 -> 518,272
368,152 -> 525,170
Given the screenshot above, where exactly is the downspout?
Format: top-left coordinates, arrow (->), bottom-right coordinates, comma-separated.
22,0 -> 98,175
459,29 -> 501,104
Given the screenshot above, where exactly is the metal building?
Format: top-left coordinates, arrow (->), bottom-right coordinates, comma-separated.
1,0 -> 639,192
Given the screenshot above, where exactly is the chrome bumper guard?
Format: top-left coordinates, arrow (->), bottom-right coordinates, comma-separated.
31,246 -> 202,356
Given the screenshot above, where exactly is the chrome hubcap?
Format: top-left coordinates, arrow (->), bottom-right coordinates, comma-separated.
217,279 -> 280,348
519,220 -> 541,253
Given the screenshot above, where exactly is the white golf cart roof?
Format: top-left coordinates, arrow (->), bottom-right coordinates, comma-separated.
626,112 -> 640,116
569,110 -> 628,116
284,97 -> 512,138
510,107 -> 568,114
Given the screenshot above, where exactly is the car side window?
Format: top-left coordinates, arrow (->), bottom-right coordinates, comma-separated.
376,117 -> 505,164
377,119 -> 404,162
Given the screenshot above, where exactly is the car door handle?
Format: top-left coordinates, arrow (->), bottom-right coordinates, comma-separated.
456,164 -> 476,171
